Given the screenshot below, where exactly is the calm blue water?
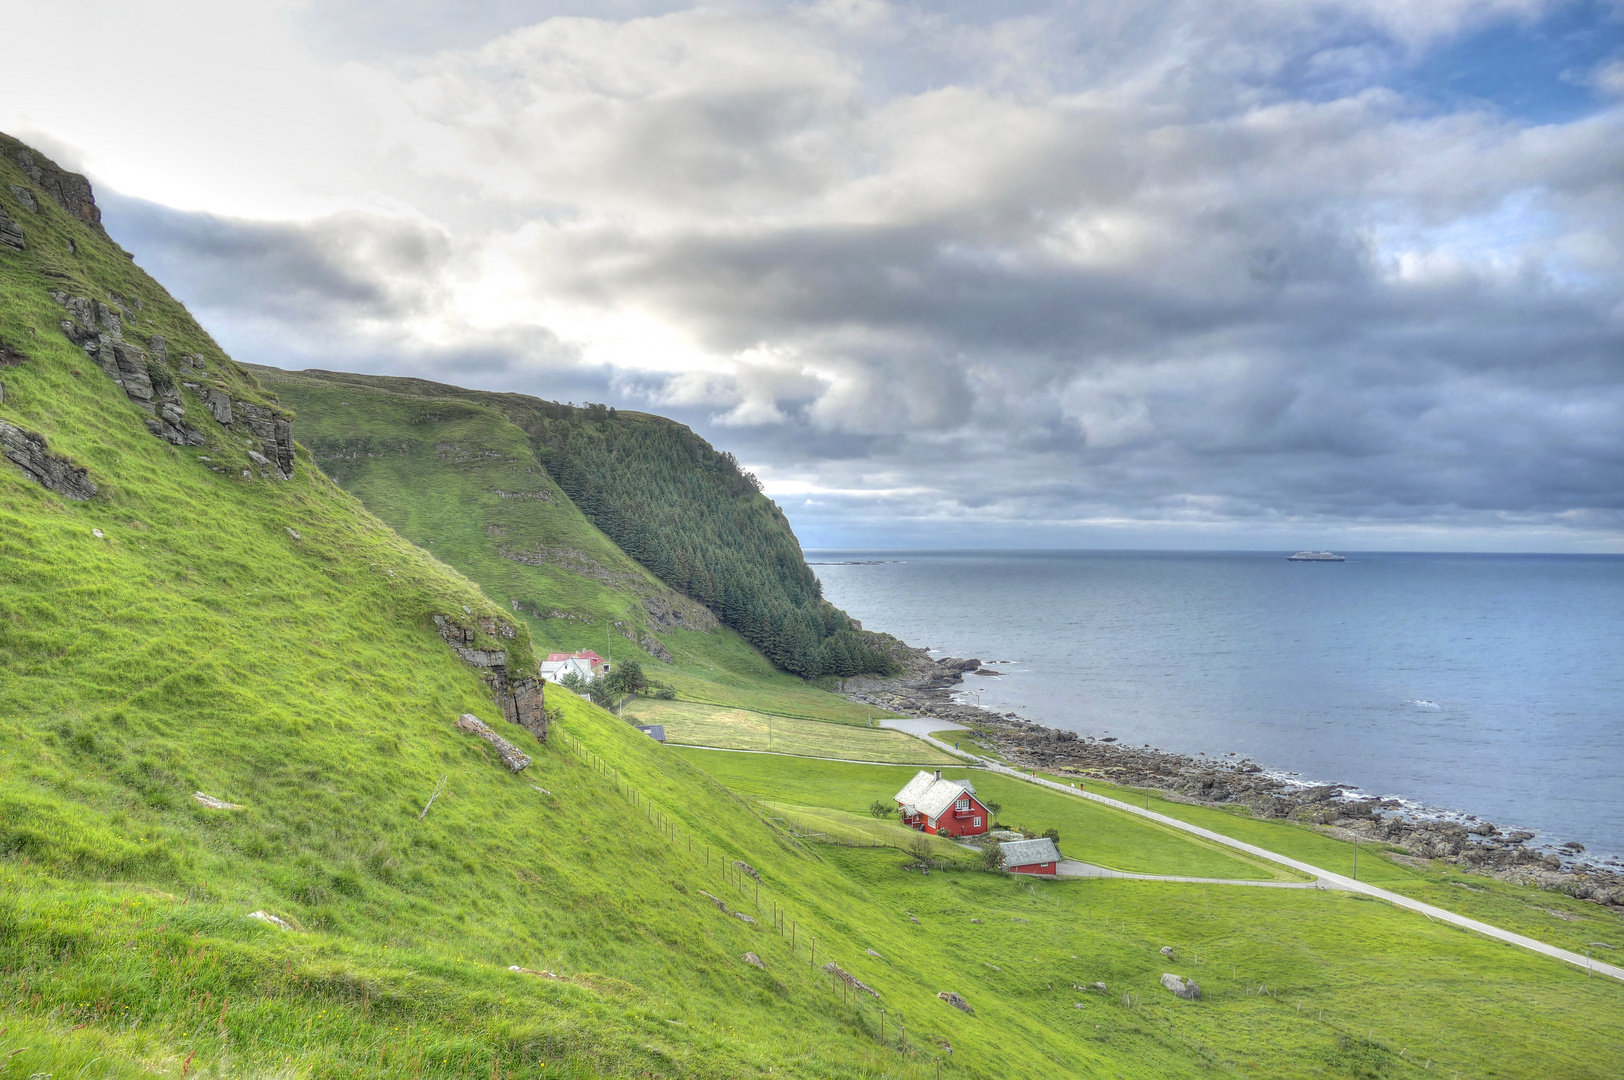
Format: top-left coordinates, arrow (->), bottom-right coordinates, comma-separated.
810,550 -> 1624,863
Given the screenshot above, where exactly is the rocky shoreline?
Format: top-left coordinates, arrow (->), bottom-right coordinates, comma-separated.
843,652 -> 1624,913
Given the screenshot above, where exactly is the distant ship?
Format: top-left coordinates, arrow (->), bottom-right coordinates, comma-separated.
1288,550 -> 1346,561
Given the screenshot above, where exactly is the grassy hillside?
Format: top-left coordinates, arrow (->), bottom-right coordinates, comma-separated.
254,366 -> 881,724
256,367 -> 900,680
3,132 -> 1622,1080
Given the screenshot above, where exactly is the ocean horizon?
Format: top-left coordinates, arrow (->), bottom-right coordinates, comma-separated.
810,548 -> 1624,865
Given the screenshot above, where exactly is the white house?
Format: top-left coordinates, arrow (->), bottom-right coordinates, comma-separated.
539,655 -> 597,684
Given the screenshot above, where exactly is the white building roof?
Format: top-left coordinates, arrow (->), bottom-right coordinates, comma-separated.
999,838 -> 1061,866
894,770 -> 939,807
893,769 -> 980,823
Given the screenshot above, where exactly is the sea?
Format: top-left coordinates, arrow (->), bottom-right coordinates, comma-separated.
808,550 -> 1624,865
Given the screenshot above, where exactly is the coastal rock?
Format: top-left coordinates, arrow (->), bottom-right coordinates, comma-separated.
0,421 -> 96,499
1160,973 -> 1200,1000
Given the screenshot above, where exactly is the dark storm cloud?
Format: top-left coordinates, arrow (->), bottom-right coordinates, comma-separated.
93,0 -> 1624,549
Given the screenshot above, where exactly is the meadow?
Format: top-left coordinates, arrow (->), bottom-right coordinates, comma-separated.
623,698 -> 957,764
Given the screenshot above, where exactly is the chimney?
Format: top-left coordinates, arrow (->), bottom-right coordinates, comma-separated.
934,770 -> 942,781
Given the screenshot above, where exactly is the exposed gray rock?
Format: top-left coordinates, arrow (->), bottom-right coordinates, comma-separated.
936,990 -> 974,1014
203,389 -> 234,424
502,675 -> 549,743
1160,973 -> 1201,1000
643,593 -> 720,634
11,145 -> 106,233
454,713 -> 531,772
0,207 -> 24,250
0,421 -> 96,499
6,185 -> 34,213
742,952 -> 765,969
823,962 -> 880,998
640,633 -> 674,662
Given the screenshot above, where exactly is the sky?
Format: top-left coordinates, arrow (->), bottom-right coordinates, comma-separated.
4,0 -> 1623,551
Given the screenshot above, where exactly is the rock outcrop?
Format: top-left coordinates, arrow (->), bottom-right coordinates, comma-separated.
1160,973 -> 1201,1000
642,593 -> 719,634
454,713 -> 531,772
936,990 -> 974,1014
433,614 -> 549,743
823,962 -> 880,999
9,146 -> 105,233
0,421 -> 96,499
47,290 -> 295,469
0,203 -> 24,249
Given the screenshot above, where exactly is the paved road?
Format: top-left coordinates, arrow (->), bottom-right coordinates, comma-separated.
886,723 -> 1624,984
1055,859 -> 1328,888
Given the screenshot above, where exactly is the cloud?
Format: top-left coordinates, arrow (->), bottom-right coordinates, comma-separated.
33,0 -> 1624,551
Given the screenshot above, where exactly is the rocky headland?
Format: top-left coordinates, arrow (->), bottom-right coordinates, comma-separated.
845,651 -> 1624,913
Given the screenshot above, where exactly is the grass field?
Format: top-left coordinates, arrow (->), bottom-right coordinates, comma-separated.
929,728 -> 1010,762
760,801 -> 973,857
625,699 -> 957,764
673,750 -> 1292,881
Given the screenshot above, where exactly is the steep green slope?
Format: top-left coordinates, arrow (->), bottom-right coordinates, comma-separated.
253,366 -> 884,721
257,368 -> 899,679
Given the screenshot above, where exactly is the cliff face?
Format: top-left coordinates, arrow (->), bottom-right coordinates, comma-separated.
0,133 -> 298,483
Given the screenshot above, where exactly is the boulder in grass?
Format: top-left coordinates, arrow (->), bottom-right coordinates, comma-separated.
1160,973 -> 1201,1000
937,991 -> 975,1015
455,713 -> 531,772
742,952 -> 765,969
1160,945 -> 1174,957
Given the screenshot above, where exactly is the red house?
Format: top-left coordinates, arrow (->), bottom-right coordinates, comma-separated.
999,837 -> 1061,875
892,769 -> 991,838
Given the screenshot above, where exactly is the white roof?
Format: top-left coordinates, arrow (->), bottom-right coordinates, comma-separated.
893,770 -> 979,823
894,770 -> 938,807
539,657 -> 596,683
999,838 -> 1060,866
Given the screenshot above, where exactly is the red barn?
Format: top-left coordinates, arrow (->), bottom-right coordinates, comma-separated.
893,769 -> 991,838
999,837 -> 1061,875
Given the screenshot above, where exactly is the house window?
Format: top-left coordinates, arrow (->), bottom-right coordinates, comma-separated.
955,798 -> 969,811
973,816 -> 981,827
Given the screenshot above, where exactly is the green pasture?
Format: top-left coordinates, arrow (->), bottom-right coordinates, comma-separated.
673,750 -> 1290,881
623,698 -> 956,764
